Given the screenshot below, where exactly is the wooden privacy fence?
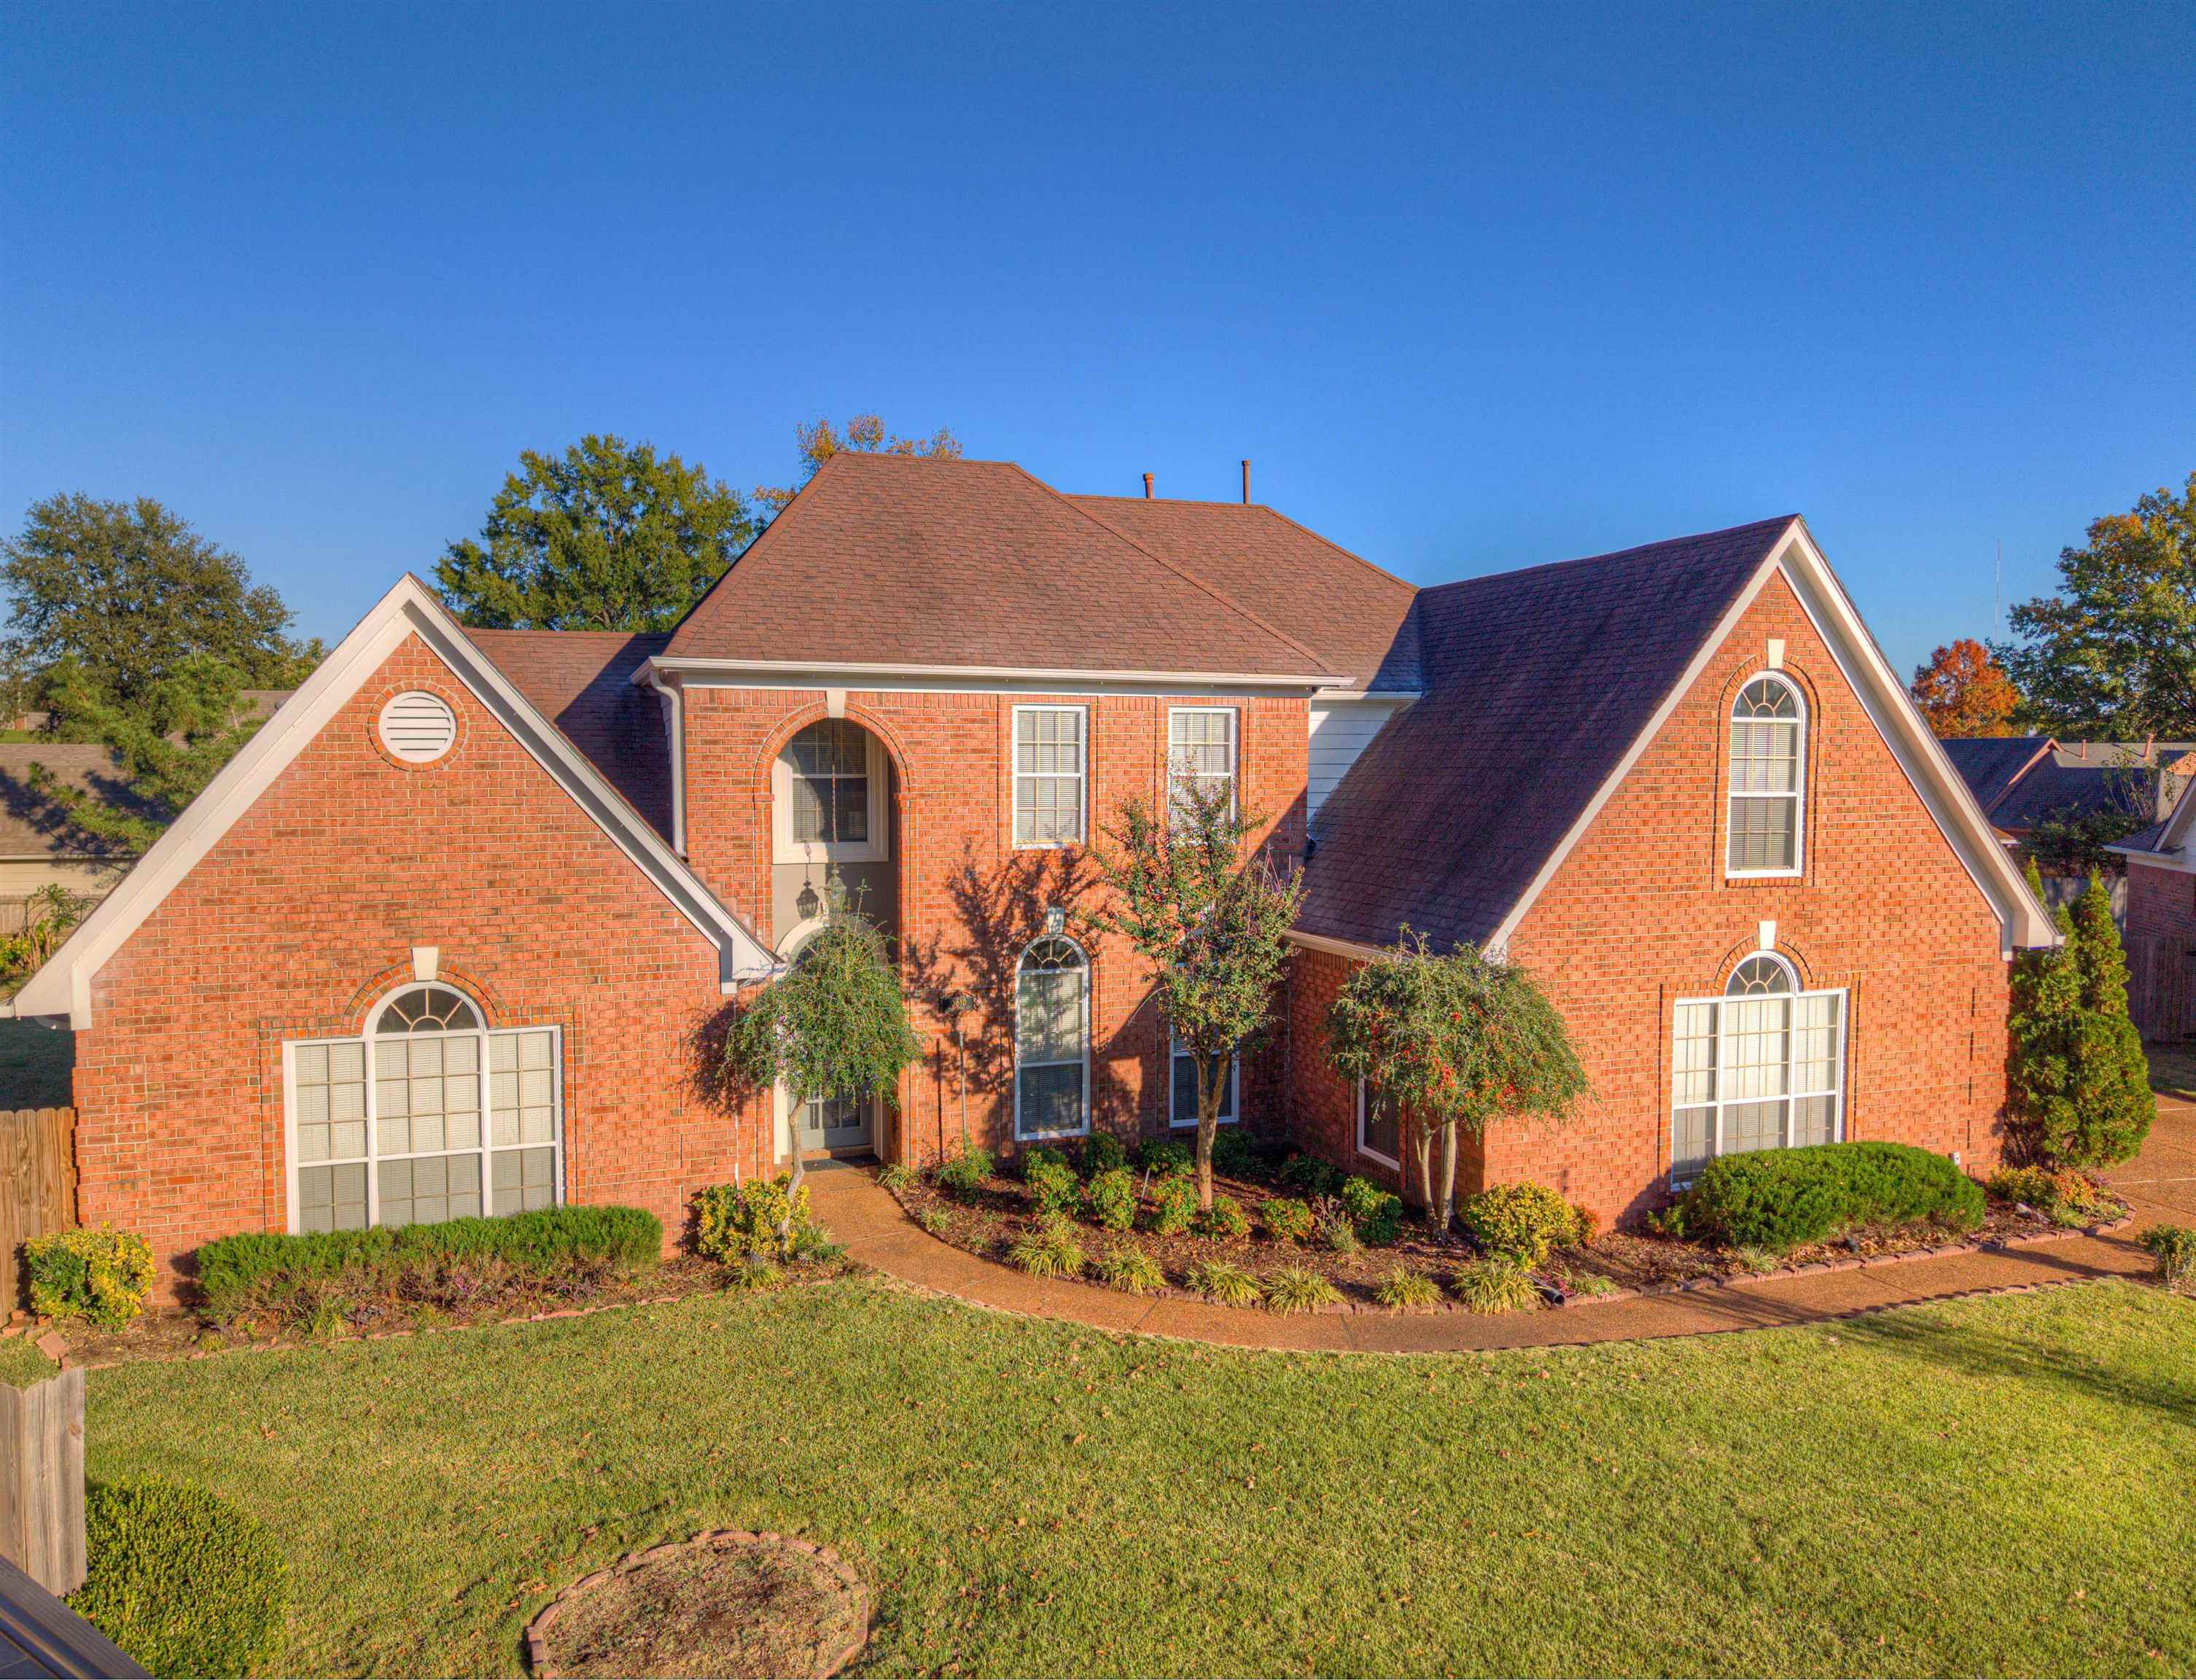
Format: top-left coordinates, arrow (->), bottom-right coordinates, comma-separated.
2127,932 -> 2196,1043
0,1371 -> 85,1595
0,1111 -> 77,1313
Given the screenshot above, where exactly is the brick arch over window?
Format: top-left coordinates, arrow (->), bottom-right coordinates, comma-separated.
335,962 -> 507,1035
746,701 -> 922,805
1709,938 -> 1821,994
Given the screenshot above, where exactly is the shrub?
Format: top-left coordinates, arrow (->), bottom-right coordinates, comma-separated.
1019,1145 -> 1070,1181
1080,1133 -> 1129,1178
1374,1267 -> 1443,1310
693,1177 -> 816,1263
1211,1129 -> 1272,1178
934,1144 -> 992,1199
1264,1267 -> 1342,1314
1339,1176 -> 1402,1245
1193,1196 -> 1250,1240
73,1480 -> 288,1678
2140,1224 -> 2195,1290
2007,868 -> 2154,1168
1450,1259 -> 1543,1315
1094,1246 -> 1167,1294
1257,1197 -> 1315,1244
915,1207 -> 951,1238
1006,1219 -> 1086,1280
1278,1154 -> 1342,1199
194,1206 -> 663,1326
1316,1209 -> 1361,1254
1569,1201 -> 1600,1244
1134,1138 -> 1194,1178
1675,1142 -> 1985,1255
1457,1182 -> 1578,1267
1084,1167 -> 1138,1232
876,1162 -> 916,1192
1146,1175 -> 1198,1237
728,1256 -> 784,1291
1025,1156 -> 1081,1219
25,1226 -> 155,1328
1183,1258 -> 1263,1307
1987,1165 -> 2057,1208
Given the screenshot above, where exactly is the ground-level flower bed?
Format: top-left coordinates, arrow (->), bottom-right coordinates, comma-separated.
887,1139 -> 2130,1315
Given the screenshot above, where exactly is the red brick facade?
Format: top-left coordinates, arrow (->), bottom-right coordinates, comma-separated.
1283,574 -> 2014,1226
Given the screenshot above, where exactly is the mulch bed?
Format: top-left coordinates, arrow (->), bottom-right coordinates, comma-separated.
887,1162 -> 2128,1312
526,1529 -> 868,1679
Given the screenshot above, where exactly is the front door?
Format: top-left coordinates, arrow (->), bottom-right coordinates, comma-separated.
786,1086 -> 876,1155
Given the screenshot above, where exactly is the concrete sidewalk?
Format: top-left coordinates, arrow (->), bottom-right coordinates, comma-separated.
808,1093 -> 2191,1354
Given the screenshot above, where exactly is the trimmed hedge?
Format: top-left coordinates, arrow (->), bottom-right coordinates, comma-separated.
193,1205 -> 662,1323
24,1226 -> 155,1328
73,1480 -> 289,1677
1675,1142 -> 1984,1254
1457,1182 -> 1580,1267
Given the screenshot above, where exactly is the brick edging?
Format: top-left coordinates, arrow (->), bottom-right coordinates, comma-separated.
522,1528 -> 869,1679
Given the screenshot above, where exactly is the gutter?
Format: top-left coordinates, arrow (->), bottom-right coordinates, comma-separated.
634,665 -> 688,856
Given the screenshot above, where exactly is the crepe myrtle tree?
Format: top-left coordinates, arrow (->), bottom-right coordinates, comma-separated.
1327,930 -> 1587,1230
1088,779 -> 1304,1210
724,892 -> 924,1240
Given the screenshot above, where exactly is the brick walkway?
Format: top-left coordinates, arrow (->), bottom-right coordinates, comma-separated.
807,1092 -> 2193,1353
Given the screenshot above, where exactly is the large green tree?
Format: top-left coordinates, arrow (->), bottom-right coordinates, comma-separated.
1326,931 -> 1586,1229
1087,782 -> 1303,1210
436,435 -> 754,631
1996,472 -> 2196,737
1,494 -> 321,852
753,414 -> 962,521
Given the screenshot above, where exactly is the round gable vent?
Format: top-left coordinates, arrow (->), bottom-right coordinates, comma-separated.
378,691 -> 458,763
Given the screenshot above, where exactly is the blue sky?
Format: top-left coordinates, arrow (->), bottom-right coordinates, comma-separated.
4,2 -> 2191,677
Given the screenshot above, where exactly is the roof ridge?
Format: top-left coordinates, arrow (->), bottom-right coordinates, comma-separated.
1415,515 -> 1800,600
1071,494 -> 1420,599
1040,472 -> 1344,675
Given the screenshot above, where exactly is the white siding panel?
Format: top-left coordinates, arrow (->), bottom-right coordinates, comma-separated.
1308,696 -> 1413,822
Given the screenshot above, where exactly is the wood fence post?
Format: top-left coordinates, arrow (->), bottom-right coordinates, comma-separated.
0,1368 -> 87,1595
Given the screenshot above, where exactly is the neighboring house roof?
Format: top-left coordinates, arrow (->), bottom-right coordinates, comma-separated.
2110,746 -> 2196,872
1297,516 -> 2057,957
1065,497 -> 1421,693
1937,736 -> 2055,818
1941,736 -> 2196,839
462,631 -> 674,843
658,454 -> 1345,683
14,578 -> 774,1027
0,744 -> 144,861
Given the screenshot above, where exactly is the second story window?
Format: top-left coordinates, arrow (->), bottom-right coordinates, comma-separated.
1167,707 -> 1237,820
1013,706 -> 1086,847
776,719 -> 887,863
1727,676 -> 1804,876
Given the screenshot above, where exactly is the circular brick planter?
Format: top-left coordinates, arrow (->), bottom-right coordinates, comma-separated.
524,1528 -> 868,1679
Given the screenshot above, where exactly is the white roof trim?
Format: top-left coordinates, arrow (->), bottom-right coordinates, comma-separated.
1284,928 -> 1391,963
646,655 -> 1342,696
15,576 -> 775,1027
1483,522 -> 2056,961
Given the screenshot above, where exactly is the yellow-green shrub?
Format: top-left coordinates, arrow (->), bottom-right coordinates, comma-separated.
25,1226 -> 155,1328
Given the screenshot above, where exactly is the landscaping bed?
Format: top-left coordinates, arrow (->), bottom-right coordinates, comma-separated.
886,1138 -> 2129,1313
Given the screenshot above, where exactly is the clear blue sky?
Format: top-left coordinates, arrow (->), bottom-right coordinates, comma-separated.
4,2 -> 2191,677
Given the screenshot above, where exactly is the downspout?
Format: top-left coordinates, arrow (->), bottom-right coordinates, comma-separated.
636,665 -> 688,857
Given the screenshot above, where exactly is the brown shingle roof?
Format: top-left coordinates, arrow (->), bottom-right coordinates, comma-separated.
0,744 -> 147,860
661,454 -> 1344,679
1298,516 -> 1798,952
1067,497 -> 1420,692
460,630 -> 673,841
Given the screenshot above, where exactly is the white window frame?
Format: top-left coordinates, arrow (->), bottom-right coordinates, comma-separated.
1167,707 -> 1239,820
1013,935 -> 1091,1140
1725,672 -> 1807,879
281,987 -> 566,1233
1354,1077 -> 1401,1170
1011,704 -> 1088,849
1167,1027 -> 1239,1129
774,723 -> 889,865
1668,954 -> 1846,1188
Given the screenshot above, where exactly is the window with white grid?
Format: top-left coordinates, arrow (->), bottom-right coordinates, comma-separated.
1727,675 -> 1804,874
1015,937 -> 1090,1139
1169,1028 -> 1238,1128
1167,707 -> 1237,821
1013,707 -> 1086,847
1669,955 -> 1845,1184
287,985 -> 564,1232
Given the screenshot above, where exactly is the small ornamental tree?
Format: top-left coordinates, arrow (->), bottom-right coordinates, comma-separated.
1087,780 -> 1303,1210
723,896 -> 924,1240
2008,862 -> 2154,1167
1326,930 -> 1586,1229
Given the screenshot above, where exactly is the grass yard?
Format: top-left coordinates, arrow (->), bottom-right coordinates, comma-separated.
0,1019 -> 71,1111
85,1278 -> 2196,1678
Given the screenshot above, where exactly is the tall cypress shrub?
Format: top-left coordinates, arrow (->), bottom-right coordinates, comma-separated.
2065,870 -> 2154,1164
2007,867 -> 2082,1167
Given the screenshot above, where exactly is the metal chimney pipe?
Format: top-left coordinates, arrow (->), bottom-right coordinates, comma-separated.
1241,459 -> 1250,504
1142,472 -> 1153,499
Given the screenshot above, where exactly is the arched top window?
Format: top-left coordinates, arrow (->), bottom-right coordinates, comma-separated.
372,984 -> 481,1033
1725,954 -> 1797,996
775,720 -> 887,864
1015,937 -> 1089,1140
1727,674 -> 1805,876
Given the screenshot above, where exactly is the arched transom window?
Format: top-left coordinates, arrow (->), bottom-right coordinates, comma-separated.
1727,675 -> 1804,875
1015,936 -> 1089,1140
284,984 -> 564,1233
1669,952 -> 1844,1184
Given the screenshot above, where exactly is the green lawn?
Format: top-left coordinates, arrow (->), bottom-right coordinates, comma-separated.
85,1278 -> 2195,1678
0,1019 -> 73,1111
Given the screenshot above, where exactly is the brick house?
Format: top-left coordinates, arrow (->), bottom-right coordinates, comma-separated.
12,454 -> 2053,1283
2111,801 -> 2196,1041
